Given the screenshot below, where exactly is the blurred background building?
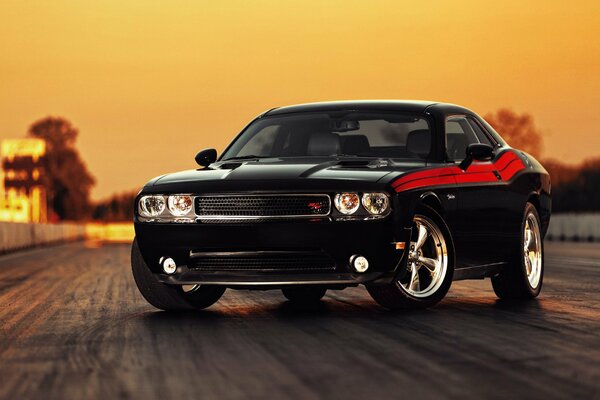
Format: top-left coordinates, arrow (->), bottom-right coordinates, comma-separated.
0,138 -> 47,223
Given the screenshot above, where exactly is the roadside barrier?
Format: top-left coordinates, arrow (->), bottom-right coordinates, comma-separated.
0,222 -> 135,254
0,222 -> 85,254
546,213 -> 600,242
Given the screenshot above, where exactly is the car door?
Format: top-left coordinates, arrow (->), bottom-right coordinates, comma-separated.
445,115 -> 507,269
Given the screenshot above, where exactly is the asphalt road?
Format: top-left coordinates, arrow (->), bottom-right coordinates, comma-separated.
0,241 -> 599,400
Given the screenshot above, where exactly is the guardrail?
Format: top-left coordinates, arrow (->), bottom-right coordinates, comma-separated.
546,213 -> 600,242
0,222 -> 135,254
0,222 -> 86,254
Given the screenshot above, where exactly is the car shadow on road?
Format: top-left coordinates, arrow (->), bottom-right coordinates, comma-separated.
126,296 -> 564,363
134,295 -> 548,328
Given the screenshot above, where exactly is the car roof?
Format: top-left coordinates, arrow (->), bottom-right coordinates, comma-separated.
264,100 -> 447,116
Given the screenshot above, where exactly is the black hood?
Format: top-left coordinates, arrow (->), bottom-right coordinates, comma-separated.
143,158 -> 427,194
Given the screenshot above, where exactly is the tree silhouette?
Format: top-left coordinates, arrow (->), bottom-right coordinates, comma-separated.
548,157 -> 600,212
93,191 -> 137,222
484,109 -> 543,159
28,117 -> 95,221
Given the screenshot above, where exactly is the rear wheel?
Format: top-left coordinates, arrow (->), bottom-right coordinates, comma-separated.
131,239 -> 225,311
491,202 -> 544,299
367,205 -> 454,310
282,286 -> 327,303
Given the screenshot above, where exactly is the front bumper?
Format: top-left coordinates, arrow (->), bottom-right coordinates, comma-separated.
157,269 -> 387,287
134,218 -> 409,287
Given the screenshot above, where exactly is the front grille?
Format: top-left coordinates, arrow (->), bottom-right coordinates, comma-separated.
194,194 -> 330,219
190,251 -> 336,273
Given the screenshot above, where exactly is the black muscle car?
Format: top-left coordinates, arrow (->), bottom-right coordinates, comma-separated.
132,100 -> 551,310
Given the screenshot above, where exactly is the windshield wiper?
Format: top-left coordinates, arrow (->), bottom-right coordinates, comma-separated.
222,155 -> 267,161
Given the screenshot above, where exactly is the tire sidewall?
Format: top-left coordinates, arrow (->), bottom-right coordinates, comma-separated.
519,203 -> 544,297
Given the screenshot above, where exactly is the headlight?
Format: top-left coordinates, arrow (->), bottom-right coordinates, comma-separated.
167,195 -> 193,216
362,193 -> 389,215
334,192 -> 360,215
139,195 -> 165,217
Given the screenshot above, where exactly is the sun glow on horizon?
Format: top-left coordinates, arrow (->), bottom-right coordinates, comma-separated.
1,0 -> 599,199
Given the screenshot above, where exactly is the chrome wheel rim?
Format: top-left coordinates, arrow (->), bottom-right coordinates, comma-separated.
181,284 -> 199,293
524,213 -> 542,289
399,215 -> 448,298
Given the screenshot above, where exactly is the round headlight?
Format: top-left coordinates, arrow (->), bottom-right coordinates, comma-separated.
362,193 -> 389,215
334,192 -> 360,215
167,195 -> 193,216
139,195 -> 165,217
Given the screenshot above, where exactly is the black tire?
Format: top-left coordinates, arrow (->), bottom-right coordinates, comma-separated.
282,286 -> 327,303
366,205 -> 454,310
492,202 -> 544,299
131,239 -> 225,311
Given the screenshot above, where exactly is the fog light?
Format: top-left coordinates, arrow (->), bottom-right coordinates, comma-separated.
162,257 -> 177,274
350,255 -> 369,273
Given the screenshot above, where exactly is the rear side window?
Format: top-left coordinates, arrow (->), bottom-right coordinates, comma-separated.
445,116 -> 493,161
467,118 -> 494,146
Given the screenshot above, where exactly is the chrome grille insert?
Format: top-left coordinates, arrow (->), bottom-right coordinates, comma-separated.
194,194 -> 331,220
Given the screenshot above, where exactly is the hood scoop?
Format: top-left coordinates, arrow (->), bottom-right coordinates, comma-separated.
217,162 -> 244,170
335,159 -> 389,169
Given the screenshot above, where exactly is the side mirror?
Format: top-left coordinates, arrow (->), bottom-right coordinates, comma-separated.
459,143 -> 494,170
195,148 -> 217,167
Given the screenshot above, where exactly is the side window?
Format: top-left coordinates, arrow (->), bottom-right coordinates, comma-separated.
445,116 -> 492,161
467,118 -> 494,146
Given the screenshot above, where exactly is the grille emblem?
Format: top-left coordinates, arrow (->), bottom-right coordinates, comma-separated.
307,201 -> 323,213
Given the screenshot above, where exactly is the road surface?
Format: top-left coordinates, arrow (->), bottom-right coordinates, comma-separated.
0,241 -> 599,399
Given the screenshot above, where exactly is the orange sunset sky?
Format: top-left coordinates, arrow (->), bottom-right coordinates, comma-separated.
1,0 -> 599,199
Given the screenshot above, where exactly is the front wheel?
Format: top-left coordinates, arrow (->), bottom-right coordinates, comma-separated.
491,202 -> 544,299
131,239 -> 225,311
367,205 -> 454,310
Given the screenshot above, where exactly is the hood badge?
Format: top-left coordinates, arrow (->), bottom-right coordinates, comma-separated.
446,194 -> 456,200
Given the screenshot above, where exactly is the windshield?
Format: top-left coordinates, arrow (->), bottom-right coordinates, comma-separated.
221,112 -> 432,160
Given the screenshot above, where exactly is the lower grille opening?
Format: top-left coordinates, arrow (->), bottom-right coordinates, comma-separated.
189,251 -> 336,273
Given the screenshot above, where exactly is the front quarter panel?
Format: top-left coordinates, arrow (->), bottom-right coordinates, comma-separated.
387,148 -> 551,270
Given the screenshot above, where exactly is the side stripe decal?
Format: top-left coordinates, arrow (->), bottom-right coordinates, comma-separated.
392,150 -> 526,193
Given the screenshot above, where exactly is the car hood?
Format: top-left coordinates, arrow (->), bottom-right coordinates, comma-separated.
144,159 -> 427,193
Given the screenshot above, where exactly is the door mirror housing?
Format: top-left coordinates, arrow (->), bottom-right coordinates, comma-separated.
459,143 -> 494,170
195,148 -> 217,167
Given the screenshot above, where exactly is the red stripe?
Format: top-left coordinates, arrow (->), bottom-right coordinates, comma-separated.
455,171 -> 498,184
495,151 -> 519,171
392,150 -> 526,193
394,174 -> 457,192
391,166 -> 459,188
498,158 -> 526,181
